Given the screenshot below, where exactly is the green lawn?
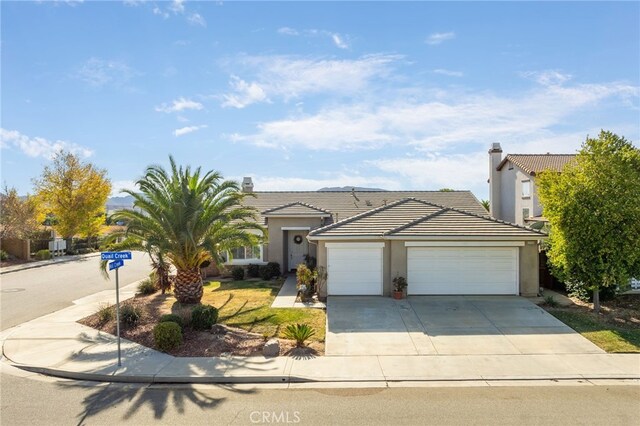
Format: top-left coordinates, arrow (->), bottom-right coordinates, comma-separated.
549,310 -> 640,353
178,279 -> 326,342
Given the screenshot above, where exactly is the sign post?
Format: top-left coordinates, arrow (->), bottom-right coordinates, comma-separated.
103,252 -> 132,367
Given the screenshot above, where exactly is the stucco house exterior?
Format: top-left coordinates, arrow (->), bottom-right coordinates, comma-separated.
232,178 -> 546,298
488,143 -> 576,226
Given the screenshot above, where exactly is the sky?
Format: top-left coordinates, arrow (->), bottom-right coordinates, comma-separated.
1,1 -> 638,200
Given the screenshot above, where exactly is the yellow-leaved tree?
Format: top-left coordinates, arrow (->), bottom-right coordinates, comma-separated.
33,151 -> 111,241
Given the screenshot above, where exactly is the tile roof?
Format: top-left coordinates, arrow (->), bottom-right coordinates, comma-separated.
497,154 -> 576,175
308,198 -> 545,239
262,201 -> 332,216
242,190 -> 487,225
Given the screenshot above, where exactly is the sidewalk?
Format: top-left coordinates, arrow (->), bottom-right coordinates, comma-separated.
2,282 -> 639,385
0,252 -> 101,275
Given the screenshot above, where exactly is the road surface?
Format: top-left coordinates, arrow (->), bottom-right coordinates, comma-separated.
0,253 -> 150,330
0,371 -> 638,425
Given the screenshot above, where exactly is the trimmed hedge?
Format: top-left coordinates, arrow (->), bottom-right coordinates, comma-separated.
191,304 -> 219,330
153,322 -> 183,352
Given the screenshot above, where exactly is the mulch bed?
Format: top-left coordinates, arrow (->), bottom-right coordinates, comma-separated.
78,292 -> 322,357
545,293 -> 640,329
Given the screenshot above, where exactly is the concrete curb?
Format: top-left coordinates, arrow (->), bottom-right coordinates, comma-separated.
8,362 -> 640,385
0,253 -> 102,275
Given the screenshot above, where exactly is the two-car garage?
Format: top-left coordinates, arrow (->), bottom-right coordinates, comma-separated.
325,242 -> 520,296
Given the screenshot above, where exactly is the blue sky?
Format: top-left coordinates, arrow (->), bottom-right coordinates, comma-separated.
2,1 -> 638,200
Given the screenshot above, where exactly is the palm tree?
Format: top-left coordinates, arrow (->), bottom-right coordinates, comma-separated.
102,157 -> 263,304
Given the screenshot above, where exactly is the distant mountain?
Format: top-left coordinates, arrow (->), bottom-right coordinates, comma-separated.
107,195 -> 135,208
317,186 -> 387,192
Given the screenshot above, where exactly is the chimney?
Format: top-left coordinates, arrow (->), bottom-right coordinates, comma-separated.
488,143 -> 502,218
242,177 -> 254,193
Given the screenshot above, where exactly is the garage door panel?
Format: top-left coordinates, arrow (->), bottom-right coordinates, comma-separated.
408,247 -> 517,295
327,247 -> 382,295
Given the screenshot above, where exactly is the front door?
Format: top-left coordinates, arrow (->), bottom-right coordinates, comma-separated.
288,231 -> 308,271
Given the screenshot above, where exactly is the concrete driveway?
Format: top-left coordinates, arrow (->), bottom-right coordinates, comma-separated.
326,296 -> 604,356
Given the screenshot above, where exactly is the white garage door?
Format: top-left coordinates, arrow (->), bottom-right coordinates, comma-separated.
327,243 -> 383,295
407,247 -> 518,295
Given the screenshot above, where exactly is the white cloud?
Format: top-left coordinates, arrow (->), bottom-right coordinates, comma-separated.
331,33 -> 349,49
187,13 -> 206,27
219,54 -> 400,107
221,76 -> 268,109
110,180 -> 138,197
168,0 -> 185,14
123,0 -> 147,6
277,27 -> 299,36
426,32 -> 456,45
521,70 -> 573,86
153,6 -> 169,19
173,125 -> 207,137
276,27 -> 350,49
155,97 -> 203,113
0,128 -> 93,159
74,58 -> 137,88
433,69 -> 464,77
230,79 -> 638,151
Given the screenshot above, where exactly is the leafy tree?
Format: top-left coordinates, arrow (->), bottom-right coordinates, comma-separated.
33,151 -> 111,239
0,186 -> 40,239
102,157 -> 264,304
537,131 -> 640,312
480,199 -> 490,212
439,188 -> 455,192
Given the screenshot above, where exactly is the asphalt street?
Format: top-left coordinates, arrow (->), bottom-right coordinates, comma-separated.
1,370 -> 638,426
0,253 -> 150,330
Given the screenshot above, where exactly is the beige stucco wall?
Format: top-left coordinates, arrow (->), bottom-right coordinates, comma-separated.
316,239 -> 540,297
495,161 -> 542,225
265,217 -> 325,271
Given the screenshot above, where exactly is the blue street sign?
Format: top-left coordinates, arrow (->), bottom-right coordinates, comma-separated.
101,251 -> 132,261
109,259 -> 124,270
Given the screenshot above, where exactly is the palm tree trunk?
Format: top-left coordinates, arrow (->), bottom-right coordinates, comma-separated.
173,267 -> 204,304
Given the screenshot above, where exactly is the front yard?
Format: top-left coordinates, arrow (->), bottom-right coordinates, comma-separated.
543,294 -> 640,353
79,277 -> 326,357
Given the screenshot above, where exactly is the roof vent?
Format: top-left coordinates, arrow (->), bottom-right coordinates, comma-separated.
242,177 -> 254,193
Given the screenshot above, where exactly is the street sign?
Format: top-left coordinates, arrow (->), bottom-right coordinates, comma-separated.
101,251 -> 132,261
109,259 -> 124,270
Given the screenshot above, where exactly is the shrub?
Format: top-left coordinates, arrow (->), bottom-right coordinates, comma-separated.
137,278 -> 156,295
544,295 -> 559,308
247,263 -> 260,278
0,250 -> 8,261
153,322 -> 183,352
296,263 -> 314,288
231,266 -> 245,281
173,305 -> 193,328
96,303 -> 114,324
565,281 -> 617,303
35,249 -> 51,260
120,304 -> 142,326
191,304 -> 219,330
283,323 -> 316,347
159,314 -> 184,330
260,262 -> 281,280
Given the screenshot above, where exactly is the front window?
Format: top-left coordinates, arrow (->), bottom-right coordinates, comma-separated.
229,245 -> 261,261
522,180 -> 531,198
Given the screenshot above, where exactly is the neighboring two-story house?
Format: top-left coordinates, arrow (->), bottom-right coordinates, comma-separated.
488,143 -> 576,226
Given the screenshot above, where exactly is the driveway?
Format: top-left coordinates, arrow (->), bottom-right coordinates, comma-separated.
326,296 -> 604,356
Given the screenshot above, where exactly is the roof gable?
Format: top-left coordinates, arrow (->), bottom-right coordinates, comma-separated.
308,198 -> 545,239
261,201 -> 332,217
497,154 -> 576,175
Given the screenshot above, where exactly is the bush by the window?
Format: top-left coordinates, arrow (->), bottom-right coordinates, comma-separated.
247,263 -> 260,278
191,304 -> 219,330
260,262 -> 281,280
153,322 -> 183,352
231,266 -> 245,281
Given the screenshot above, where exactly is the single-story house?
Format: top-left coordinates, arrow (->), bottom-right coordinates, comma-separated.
232,178 -> 545,298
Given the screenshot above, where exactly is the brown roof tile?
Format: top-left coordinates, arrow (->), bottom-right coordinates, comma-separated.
497,154 -> 576,175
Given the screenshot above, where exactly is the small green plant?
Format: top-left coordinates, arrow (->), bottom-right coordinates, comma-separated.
137,278 -> 156,295
247,263 -> 260,278
153,322 -> 183,352
120,304 -> 142,326
173,305 -> 193,328
544,294 -> 559,308
231,266 -> 245,281
191,304 -> 219,330
393,276 -> 408,292
159,314 -> 184,330
96,303 -> 114,324
35,249 -> 51,260
259,262 -> 281,280
0,250 -> 8,261
283,323 -> 316,347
